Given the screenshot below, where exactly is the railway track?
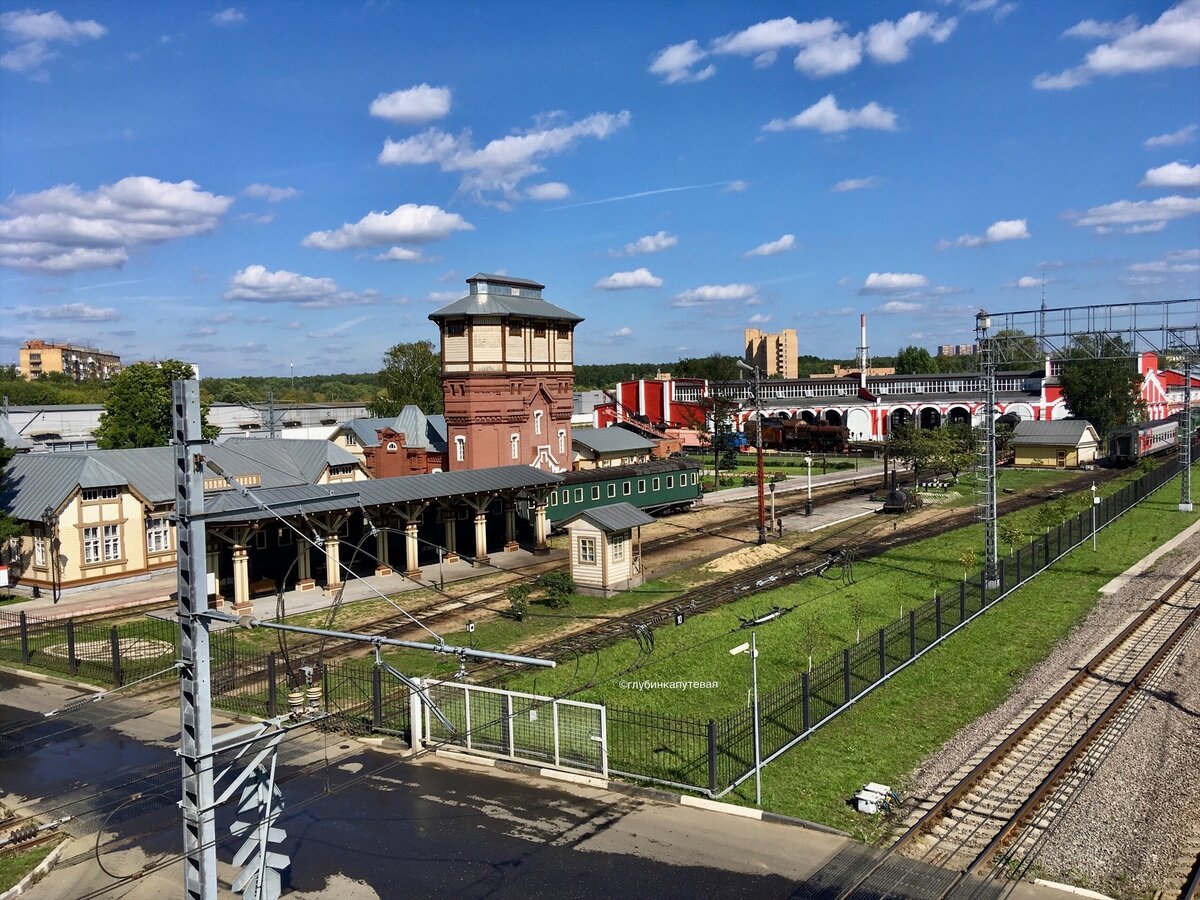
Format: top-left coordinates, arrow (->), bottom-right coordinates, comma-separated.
830,557 -> 1200,900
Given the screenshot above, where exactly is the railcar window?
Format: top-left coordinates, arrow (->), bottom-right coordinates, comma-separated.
637,479 -> 646,492
667,476 -> 674,489
591,486 -> 600,500
652,477 -> 660,491
607,484 -> 616,498
622,482 -> 631,496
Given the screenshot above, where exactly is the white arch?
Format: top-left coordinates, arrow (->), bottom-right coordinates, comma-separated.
846,407 -> 870,440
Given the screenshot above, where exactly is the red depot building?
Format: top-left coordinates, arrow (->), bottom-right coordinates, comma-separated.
430,273 -> 582,472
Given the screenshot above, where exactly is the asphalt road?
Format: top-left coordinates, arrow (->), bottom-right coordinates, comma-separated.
0,671 -> 843,899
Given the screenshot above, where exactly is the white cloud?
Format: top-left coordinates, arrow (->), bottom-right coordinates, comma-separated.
793,32 -> 863,76
1072,195 -> 1200,232
648,39 -> 716,84
724,180 -> 748,192
1146,124 -> 1198,147
1141,161 -> 1200,188
874,300 -> 924,313
369,84 -> 452,124
615,230 -> 678,256
712,16 -> 842,58
224,265 -> 377,308
378,110 -> 630,205
1167,248 -> 1200,260
374,247 -> 424,262
671,283 -> 757,307
860,272 -> 929,294
832,176 -> 881,192
610,326 -> 634,338
865,11 -> 956,64
937,218 -> 1031,249
0,8 -> 106,75
594,268 -> 663,291
210,8 -> 246,26
10,302 -> 121,321
744,234 -> 796,257
1129,248 -> 1200,273
1009,275 -> 1043,288
747,313 -> 773,324
525,182 -> 570,201
302,203 -> 473,250
1034,0 -> 1200,90
1063,16 -> 1139,40
961,0 -> 1016,20
238,212 -> 275,225
425,290 -> 460,304
243,183 -> 299,202
309,315 -> 371,340
0,176 -> 233,273
764,94 -> 898,134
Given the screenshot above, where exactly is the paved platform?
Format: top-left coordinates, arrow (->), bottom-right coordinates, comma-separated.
700,460 -> 889,506
5,546 -> 567,623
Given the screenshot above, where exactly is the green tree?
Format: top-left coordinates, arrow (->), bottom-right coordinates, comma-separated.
895,345 -> 935,375
0,441 -> 24,550
1057,335 -> 1145,438
675,353 -> 740,382
992,328 -> 1041,369
94,361 -> 218,449
367,341 -> 443,417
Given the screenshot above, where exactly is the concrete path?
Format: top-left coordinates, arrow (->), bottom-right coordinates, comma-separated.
701,461 -> 889,506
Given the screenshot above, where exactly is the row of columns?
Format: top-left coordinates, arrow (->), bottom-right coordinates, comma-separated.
215,498 -> 550,615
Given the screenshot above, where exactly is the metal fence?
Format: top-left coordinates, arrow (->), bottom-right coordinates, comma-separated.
604,456 -> 1184,796
0,608 -> 178,686
421,679 -> 608,776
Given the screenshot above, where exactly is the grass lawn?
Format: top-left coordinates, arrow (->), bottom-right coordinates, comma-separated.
0,836 -> 64,892
723,472 -> 1197,836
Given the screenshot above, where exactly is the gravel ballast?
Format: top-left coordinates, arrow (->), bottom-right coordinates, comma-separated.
901,529 -> 1200,896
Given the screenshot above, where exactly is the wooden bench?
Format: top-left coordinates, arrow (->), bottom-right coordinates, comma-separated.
249,578 -> 276,596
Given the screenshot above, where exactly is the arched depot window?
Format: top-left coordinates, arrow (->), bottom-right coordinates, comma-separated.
557,429 -> 566,454
534,411 -> 543,435
511,434 -> 520,459
455,435 -> 466,462
386,441 -> 398,452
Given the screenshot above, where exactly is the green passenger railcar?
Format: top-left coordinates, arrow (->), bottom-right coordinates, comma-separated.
547,458 -> 702,526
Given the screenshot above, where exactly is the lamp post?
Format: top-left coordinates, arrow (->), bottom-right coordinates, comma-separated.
768,481 -> 776,534
1091,482 -> 1099,551
41,505 -> 60,603
736,359 -> 767,544
730,632 -> 761,806
803,455 -> 814,517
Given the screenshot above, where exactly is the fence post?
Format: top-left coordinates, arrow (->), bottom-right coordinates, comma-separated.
979,569 -> 986,608
371,665 -> 382,730
909,610 -> 917,659
1055,525 -> 1062,559
267,652 -> 278,718
802,672 -> 811,732
707,719 -> 718,793
959,581 -> 967,622
66,619 -> 77,676
19,612 -> 30,663
322,665 -> 330,713
935,595 -> 942,639
999,556 -> 1006,595
843,648 -> 852,705
1043,532 -> 1050,565
1016,547 -> 1022,583
504,693 -> 514,759
109,625 -> 122,687
878,628 -> 886,678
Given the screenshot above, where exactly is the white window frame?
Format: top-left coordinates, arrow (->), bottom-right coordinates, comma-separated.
33,532 -> 46,568
579,537 -> 596,564
83,527 -> 101,564
557,429 -> 566,454
146,516 -> 171,554
591,486 -> 600,500
511,433 -> 520,460
455,435 -> 466,462
607,484 -> 616,498
610,535 -> 625,562
103,524 -> 121,561
534,411 -> 543,435
667,475 -> 674,489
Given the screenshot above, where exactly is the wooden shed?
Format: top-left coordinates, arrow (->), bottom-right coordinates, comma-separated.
1009,420 -> 1101,469
561,502 -> 655,597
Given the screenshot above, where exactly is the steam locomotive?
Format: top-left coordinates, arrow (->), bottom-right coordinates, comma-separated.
744,417 -> 851,453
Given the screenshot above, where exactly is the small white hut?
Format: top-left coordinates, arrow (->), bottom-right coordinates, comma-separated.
561,503 -> 655,597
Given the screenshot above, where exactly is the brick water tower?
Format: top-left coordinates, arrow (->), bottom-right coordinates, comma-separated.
430,273 -> 583,472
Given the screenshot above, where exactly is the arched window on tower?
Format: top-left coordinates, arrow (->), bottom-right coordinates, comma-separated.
557,429 -> 566,455
511,433 -> 520,460
534,410 -> 543,435
455,435 -> 466,462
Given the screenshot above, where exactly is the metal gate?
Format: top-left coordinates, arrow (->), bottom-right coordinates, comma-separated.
418,680 -> 608,777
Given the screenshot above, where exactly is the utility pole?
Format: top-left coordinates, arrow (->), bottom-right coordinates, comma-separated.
267,389 -> 277,439
976,310 -> 999,588
174,380 -> 217,900
1181,354 -> 1193,513
737,359 -> 767,544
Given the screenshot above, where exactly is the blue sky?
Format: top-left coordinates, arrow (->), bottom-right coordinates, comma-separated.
1,0 -> 1198,377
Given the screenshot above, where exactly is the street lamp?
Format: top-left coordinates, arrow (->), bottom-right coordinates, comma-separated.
1091,482 -> 1100,551
730,632 -> 761,806
735,358 -> 767,545
803,455 -> 814,517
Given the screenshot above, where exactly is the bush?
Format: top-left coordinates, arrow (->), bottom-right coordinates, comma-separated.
505,584 -> 531,620
537,571 -> 574,609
